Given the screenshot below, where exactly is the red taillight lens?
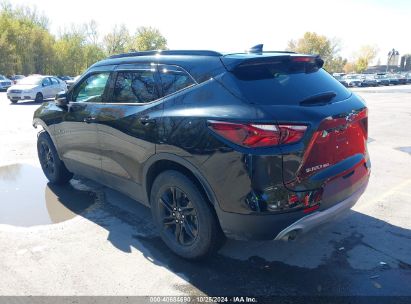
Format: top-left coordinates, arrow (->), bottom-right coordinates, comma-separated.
291,56 -> 314,62
303,205 -> 320,214
278,125 -> 307,144
208,121 -> 307,148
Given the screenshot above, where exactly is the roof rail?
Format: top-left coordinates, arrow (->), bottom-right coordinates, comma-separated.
108,50 -> 223,59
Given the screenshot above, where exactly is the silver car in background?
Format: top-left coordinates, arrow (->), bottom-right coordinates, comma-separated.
7,75 -> 67,104
361,74 -> 378,87
342,74 -> 364,87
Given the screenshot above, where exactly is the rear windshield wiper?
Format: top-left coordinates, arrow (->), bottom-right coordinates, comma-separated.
299,91 -> 337,106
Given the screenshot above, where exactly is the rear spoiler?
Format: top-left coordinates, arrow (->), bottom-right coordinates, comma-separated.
221,54 -> 324,72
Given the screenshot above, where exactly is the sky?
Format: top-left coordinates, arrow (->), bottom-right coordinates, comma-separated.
9,0 -> 411,65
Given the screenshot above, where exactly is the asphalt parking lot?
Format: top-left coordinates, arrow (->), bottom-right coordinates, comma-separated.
0,87 -> 410,298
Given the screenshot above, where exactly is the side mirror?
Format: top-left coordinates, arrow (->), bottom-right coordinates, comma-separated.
55,92 -> 68,106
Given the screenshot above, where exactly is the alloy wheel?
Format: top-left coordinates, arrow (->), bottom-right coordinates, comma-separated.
39,142 -> 55,176
158,186 -> 199,246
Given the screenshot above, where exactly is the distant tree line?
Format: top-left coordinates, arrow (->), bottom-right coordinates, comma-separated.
0,2 -> 167,76
287,32 -> 379,74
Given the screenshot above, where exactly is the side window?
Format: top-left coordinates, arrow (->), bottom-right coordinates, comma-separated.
112,70 -> 160,103
50,77 -> 59,85
42,78 -> 51,87
72,72 -> 110,103
159,65 -> 195,96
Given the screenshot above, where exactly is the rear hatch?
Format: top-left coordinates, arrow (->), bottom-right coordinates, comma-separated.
220,53 -> 370,206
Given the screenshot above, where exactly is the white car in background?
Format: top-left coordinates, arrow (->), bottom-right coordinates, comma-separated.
7,75 -> 67,104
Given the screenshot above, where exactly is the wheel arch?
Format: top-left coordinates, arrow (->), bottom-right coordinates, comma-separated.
143,153 -> 220,209
33,118 -> 60,157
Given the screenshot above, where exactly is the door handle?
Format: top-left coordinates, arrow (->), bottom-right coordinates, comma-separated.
139,116 -> 156,125
84,116 -> 97,123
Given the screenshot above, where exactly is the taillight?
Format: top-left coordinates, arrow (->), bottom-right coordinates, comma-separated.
291,56 -> 314,62
290,56 -> 324,69
208,120 -> 307,148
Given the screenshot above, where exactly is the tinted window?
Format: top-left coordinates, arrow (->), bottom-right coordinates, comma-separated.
50,77 -> 59,85
112,70 -> 159,103
231,62 -> 351,105
42,78 -> 51,86
73,73 -> 110,103
159,65 -> 195,96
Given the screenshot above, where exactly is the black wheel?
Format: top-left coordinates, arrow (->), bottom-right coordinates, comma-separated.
37,131 -> 73,184
10,99 -> 18,104
35,93 -> 43,103
150,171 -> 225,259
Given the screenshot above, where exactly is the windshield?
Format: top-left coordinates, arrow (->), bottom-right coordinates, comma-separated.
17,76 -> 42,85
0,75 -> 6,80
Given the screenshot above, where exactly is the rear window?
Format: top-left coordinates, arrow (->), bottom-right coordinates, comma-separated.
51,77 -> 60,85
231,62 -> 351,105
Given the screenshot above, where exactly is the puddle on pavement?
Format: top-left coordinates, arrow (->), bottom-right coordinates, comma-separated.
395,146 -> 411,155
0,164 -> 97,227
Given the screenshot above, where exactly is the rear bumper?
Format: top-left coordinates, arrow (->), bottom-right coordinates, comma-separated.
215,177 -> 368,241
274,180 -> 367,240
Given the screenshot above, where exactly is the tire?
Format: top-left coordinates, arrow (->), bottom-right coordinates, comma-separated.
35,92 -> 43,103
150,170 -> 225,259
10,99 -> 18,104
37,131 -> 73,184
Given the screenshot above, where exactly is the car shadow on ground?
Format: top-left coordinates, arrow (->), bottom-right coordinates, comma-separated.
44,176 -> 411,297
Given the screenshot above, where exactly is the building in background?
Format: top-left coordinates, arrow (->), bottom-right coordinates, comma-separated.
400,55 -> 411,71
366,49 -> 411,73
387,49 -> 400,67
365,65 -> 401,73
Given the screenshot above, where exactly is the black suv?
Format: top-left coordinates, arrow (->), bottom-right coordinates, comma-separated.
33,47 -> 370,259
